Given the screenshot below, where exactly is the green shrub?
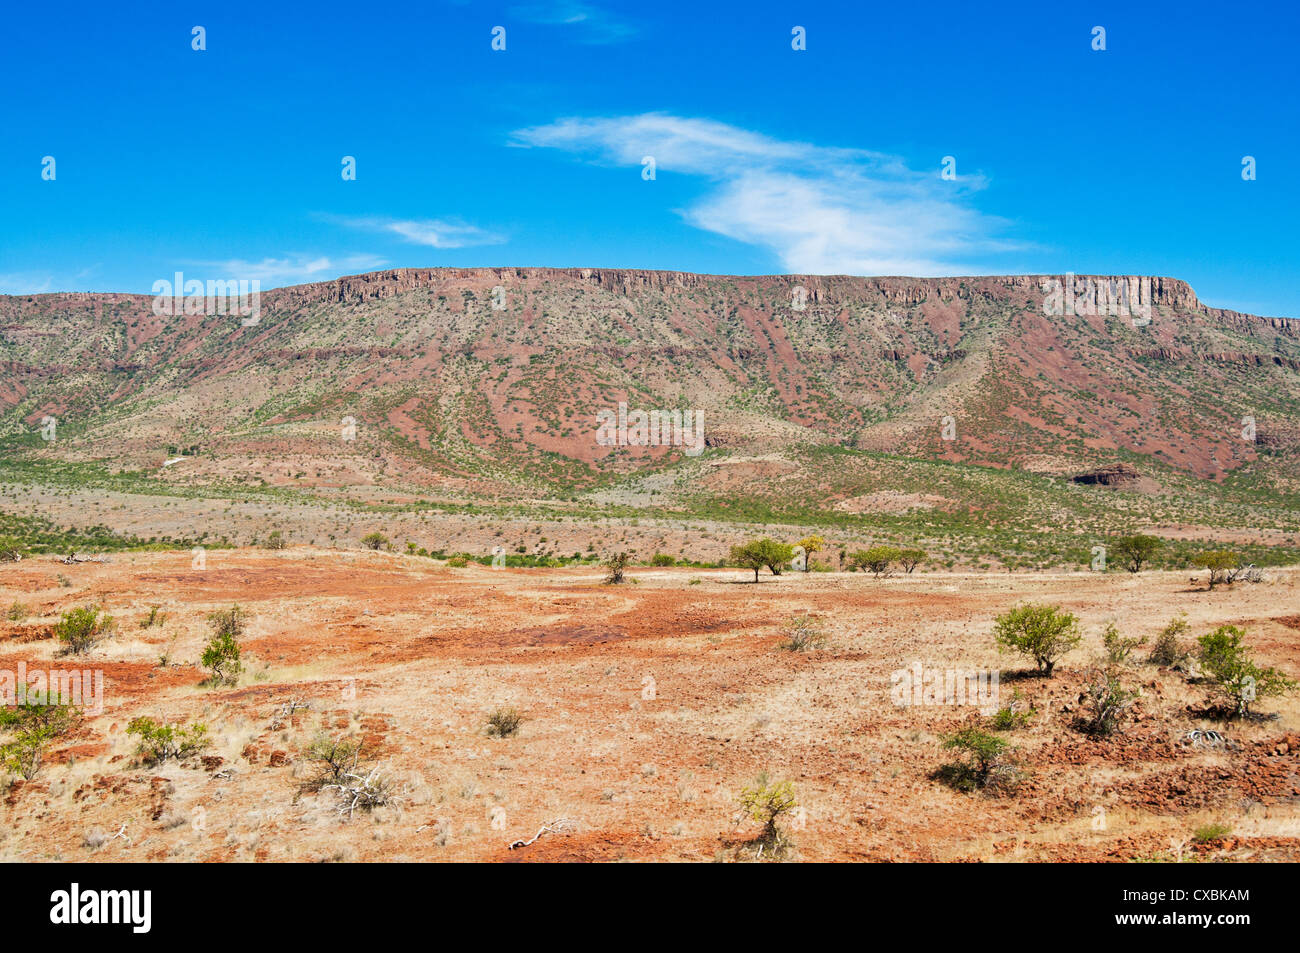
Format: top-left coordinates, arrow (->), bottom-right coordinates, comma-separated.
140,605 -> 166,629
6,601 -> 28,622
446,556 -> 468,567
603,552 -> 630,584
1192,822 -> 1232,843
1148,614 -> 1190,667
201,606 -> 246,686
738,773 -> 798,858
54,606 -> 115,655
265,530 -> 287,550
935,727 -> 1019,794
993,602 -> 1080,677
0,689 -> 81,779
1196,625 -> 1297,717
361,532 -> 388,551
650,553 -> 676,567
126,717 -> 209,765
1079,670 -> 1140,737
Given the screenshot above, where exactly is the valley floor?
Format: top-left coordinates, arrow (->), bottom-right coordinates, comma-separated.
2,551 -> 1298,862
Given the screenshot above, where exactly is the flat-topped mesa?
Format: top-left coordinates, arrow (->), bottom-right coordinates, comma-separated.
257,268 -> 1294,328
3,269 -> 1294,330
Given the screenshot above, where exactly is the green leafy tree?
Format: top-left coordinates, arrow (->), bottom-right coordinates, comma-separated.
850,545 -> 901,577
795,535 -> 825,572
730,539 -> 794,582
361,532 -> 388,551
1112,534 -> 1162,572
897,548 -> 926,573
993,602 -> 1081,677
1192,550 -> 1239,589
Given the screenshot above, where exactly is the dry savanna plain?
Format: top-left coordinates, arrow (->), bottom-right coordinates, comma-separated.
1,548 -> 1298,863
4,270 -> 1300,863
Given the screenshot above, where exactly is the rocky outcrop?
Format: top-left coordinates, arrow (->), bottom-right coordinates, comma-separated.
1072,463 -> 1142,487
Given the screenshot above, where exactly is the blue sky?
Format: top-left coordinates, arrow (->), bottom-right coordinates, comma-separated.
3,0 -> 1297,316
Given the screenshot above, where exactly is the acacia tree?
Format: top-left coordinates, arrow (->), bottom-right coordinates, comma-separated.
1192,550 -> 1239,589
1112,534 -> 1161,572
795,535 -> 825,572
730,539 -> 793,582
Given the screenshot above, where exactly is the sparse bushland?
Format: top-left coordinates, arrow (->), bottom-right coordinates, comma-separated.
779,614 -> 827,652
729,538 -> 793,582
1148,614 -> 1191,667
1112,533 -> 1162,572
1192,550 -> 1239,589
934,726 -> 1021,795
1195,625 -> 1297,718
126,716 -> 209,766
201,606 -> 246,686
361,532 -> 389,551
993,603 -> 1081,677
737,773 -> 798,859
850,545 -> 900,577
603,551 -> 630,584
486,707 -> 523,738
53,605 -> 115,655
0,688 -> 81,780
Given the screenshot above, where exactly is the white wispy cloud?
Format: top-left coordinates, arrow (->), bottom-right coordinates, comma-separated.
511,113 -> 1021,276
510,2 -> 636,44
184,254 -> 388,288
0,274 -> 53,295
324,215 -> 505,249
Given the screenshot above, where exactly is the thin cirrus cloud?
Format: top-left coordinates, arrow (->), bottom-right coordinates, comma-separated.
511,113 -> 1024,276
509,2 -> 637,45
324,215 -> 506,249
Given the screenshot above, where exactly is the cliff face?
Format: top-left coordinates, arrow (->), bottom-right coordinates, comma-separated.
1,269 -> 1298,484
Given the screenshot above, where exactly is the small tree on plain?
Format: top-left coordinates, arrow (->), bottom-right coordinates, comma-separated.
850,545 -> 900,577
1192,550 -> 1239,589
1112,534 -> 1162,572
1196,625 -> 1297,717
993,602 -> 1081,677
